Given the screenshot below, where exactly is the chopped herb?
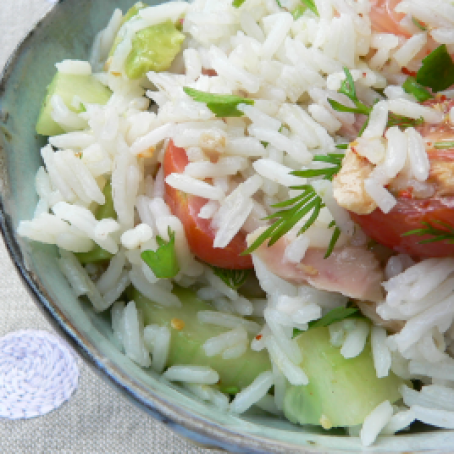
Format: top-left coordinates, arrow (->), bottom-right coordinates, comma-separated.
387,112 -> 424,129
244,185 -> 323,254
220,385 -> 239,395
292,153 -> 343,181
309,307 -> 360,329
244,154 -> 343,257
412,16 -> 427,31
325,225 -> 341,259
300,0 -> 318,16
275,0 -> 282,6
232,0 -> 246,7
184,87 -> 254,117
212,266 -> 250,290
402,220 -> 454,244
434,141 -> 454,149
293,306 -> 361,337
292,5 -> 306,19
416,44 -> 454,92
141,228 -> 180,278
402,76 -> 434,102
335,143 -> 349,150
329,67 -> 428,132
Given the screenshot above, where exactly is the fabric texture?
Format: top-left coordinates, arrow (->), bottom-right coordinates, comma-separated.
0,2 -> 224,452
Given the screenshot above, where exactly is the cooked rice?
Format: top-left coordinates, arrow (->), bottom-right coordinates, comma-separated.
17,0 -> 454,447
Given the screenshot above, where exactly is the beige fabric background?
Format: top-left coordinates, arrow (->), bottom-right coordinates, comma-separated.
0,1 -> 225,452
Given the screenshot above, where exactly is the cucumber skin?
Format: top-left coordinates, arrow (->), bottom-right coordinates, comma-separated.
132,287 -> 271,389
35,72 -> 111,136
283,327 -> 404,428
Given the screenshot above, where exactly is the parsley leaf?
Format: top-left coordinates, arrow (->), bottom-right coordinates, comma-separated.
183,87 -> 254,117
141,228 -> 180,278
300,0 -> 318,16
293,306 -> 361,337
329,67 -> 428,132
416,44 -> 454,92
402,76 -> 434,102
232,0 -> 246,7
211,266 -> 250,290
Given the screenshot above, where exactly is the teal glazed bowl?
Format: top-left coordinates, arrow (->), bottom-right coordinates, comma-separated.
2,1 -> 454,452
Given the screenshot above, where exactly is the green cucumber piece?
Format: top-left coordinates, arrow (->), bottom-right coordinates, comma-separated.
283,326 -> 404,428
36,72 -> 112,136
132,287 -> 271,389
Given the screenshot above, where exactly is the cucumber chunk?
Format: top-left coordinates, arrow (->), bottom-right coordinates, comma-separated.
36,72 -> 111,136
283,326 -> 404,428
132,287 -> 271,389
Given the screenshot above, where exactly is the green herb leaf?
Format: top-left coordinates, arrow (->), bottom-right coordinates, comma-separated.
329,67 -> 429,131
211,266 -> 250,290
309,307 -> 360,328
412,16 -> 427,31
402,220 -> 454,244
327,99 -> 370,115
275,0 -> 282,6
293,306 -> 361,337
220,385 -> 239,395
232,0 -> 246,7
243,183 -> 341,258
141,228 -> 180,278
325,225 -> 341,258
434,141 -> 454,149
183,87 -> 254,117
291,153 -> 343,181
387,112 -> 424,129
243,155 -> 344,257
292,5 -> 306,19
300,0 -> 318,16
416,44 -> 454,92
335,143 -> 349,150
402,76 -> 433,102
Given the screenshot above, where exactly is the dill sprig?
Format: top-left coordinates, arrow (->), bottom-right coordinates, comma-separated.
212,266 -> 250,290
328,67 -> 424,133
402,220 -> 454,244
244,154 -> 343,258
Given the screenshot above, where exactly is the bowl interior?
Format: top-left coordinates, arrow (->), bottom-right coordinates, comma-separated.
1,1 -> 454,452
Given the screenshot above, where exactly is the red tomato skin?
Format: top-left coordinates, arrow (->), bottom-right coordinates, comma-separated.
163,140 -> 253,269
351,198 -> 454,257
352,98 -> 454,258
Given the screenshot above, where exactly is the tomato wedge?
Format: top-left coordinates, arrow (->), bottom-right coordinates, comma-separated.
350,199 -> 454,257
351,99 -> 454,257
163,140 -> 253,269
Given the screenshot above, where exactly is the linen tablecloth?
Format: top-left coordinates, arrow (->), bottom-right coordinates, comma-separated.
0,1 -> 224,452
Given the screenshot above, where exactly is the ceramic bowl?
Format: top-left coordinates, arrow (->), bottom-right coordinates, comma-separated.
1,1 -> 454,452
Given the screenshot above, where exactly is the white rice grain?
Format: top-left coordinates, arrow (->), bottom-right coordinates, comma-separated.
230,371 -> 274,414
163,365 -> 219,384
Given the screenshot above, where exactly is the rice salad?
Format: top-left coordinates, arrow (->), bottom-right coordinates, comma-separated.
17,0 -> 454,447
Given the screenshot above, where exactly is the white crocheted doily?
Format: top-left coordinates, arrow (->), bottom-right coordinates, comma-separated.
0,330 -> 79,419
